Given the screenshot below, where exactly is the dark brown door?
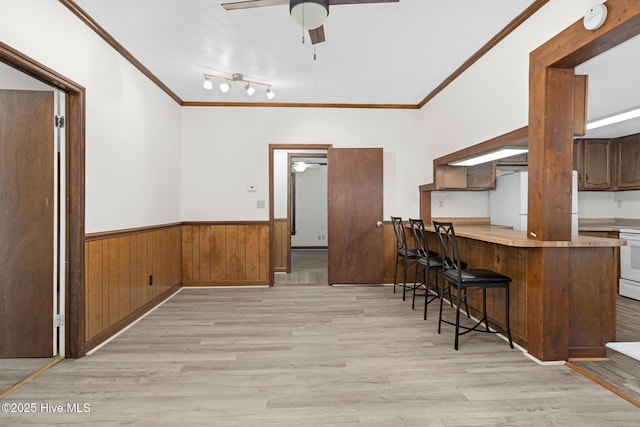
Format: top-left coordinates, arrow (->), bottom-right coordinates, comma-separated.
0,89 -> 54,357
327,148 -> 384,284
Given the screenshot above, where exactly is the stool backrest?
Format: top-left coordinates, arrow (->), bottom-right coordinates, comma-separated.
433,221 -> 462,273
408,218 -> 430,259
391,216 -> 408,251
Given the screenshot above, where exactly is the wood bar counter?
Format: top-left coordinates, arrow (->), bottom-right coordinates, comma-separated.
425,223 -> 625,361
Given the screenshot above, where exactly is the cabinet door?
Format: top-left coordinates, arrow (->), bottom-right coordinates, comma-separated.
583,139 -> 612,189
616,135 -> 640,189
573,140 -> 584,189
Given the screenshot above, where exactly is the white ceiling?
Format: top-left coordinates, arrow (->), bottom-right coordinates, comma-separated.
73,0 -> 536,105
576,33 -> 640,139
70,0 -> 640,138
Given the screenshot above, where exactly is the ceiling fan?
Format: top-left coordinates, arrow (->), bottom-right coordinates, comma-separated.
221,0 -> 399,45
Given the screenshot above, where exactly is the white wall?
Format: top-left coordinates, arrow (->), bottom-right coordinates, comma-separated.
291,166 -> 327,247
418,0 -> 601,166
0,61 -> 53,91
579,192 -> 617,218
616,190 -> 640,219
431,191 -> 490,219
180,107 -> 425,221
578,191 -> 640,219
0,0 -> 182,233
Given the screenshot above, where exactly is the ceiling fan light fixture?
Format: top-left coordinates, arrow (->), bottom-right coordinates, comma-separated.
245,82 -> 256,96
220,80 -> 231,93
202,75 -> 213,90
290,0 -> 329,30
266,87 -> 275,100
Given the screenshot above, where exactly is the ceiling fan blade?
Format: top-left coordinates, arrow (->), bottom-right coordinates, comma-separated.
221,0 -> 289,11
328,0 -> 399,5
309,26 -> 326,45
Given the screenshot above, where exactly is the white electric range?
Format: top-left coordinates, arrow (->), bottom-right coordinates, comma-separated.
620,228 -> 640,300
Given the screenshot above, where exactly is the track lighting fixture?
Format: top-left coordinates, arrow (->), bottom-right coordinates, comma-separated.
202,72 -> 274,100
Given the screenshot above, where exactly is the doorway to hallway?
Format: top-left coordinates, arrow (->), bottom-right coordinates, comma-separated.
274,249 -> 328,285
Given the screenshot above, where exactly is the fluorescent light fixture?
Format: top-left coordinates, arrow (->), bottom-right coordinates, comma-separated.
202,76 -> 213,90
586,107 -> 640,130
450,148 -> 528,167
219,80 -> 230,93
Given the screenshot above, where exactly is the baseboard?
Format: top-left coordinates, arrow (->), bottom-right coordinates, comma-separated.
183,280 -> 271,287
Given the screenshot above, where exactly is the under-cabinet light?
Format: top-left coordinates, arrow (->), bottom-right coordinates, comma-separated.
586,107 -> 640,130
450,149 -> 529,167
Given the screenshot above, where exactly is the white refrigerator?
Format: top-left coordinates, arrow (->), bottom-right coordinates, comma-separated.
489,171 -> 578,234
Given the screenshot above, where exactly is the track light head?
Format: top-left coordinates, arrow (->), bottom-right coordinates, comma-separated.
245,82 -> 256,96
220,80 -> 230,93
266,87 -> 275,100
203,76 -> 213,90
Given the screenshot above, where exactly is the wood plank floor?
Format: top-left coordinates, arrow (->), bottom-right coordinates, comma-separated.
2,286 -> 639,425
274,249 -> 327,285
570,296 -> 640,404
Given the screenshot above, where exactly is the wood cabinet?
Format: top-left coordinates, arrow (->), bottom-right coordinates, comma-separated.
435,162 -> 495,190
616,134 -> 640,189
575,134 -> 640,191
581,139 -> 613,190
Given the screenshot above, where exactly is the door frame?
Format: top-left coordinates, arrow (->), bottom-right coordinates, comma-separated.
269,144 -> 332,285
0,42 -> 86,358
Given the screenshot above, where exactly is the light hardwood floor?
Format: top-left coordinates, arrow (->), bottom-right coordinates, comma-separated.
570,296 -> 640,403
274,249 -> 328,285
1,286 -> 639,426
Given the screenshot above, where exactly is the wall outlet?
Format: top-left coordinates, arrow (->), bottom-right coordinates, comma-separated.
257,200 -> 265,208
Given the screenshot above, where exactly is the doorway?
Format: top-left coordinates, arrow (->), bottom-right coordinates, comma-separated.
0,41 -> 86,399
272,147 -> 329,285
269,144 -> 385,286
0,63 -> 64,393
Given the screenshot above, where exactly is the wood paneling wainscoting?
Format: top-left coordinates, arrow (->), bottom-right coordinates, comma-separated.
181,222 -> 270,286
273,218 -> 290,273
84,224 -> 182,351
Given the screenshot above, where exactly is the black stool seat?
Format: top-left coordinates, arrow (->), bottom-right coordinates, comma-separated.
444,268 -> 511,285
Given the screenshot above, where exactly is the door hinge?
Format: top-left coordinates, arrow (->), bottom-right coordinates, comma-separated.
54,115 -> 65,128
54,314 -> 65,328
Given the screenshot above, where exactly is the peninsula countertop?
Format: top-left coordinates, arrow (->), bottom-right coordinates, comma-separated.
425,223 -> 626,248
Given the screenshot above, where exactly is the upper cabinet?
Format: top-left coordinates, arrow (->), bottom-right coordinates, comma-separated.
574,134 -> 640,191
435,162 -> 496,190
616,134 -> 640,189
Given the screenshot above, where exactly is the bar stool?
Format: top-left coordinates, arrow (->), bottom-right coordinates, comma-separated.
433,221 -> 513,350
408,218 -> 442,320
391,216 -> 417,300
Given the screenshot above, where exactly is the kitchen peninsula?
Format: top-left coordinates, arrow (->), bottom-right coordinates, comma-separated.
419,128 -> 626,362
422,221 -> 624,361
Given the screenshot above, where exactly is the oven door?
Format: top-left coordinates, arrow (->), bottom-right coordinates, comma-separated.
620,232 -> 640,283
